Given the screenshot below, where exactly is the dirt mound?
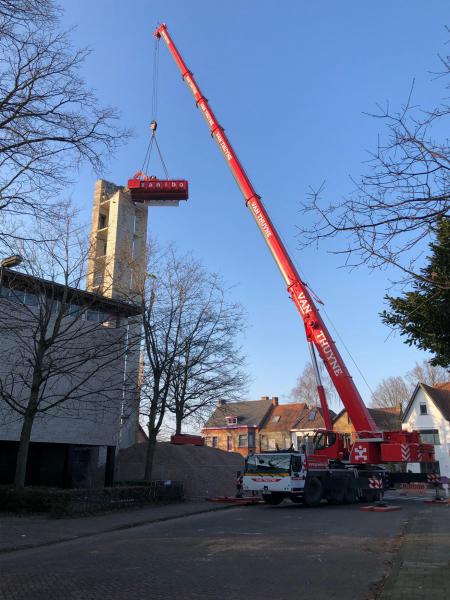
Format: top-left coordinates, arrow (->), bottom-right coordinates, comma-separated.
118,442 -> 244,499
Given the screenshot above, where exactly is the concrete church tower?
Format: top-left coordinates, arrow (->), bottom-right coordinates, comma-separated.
86,178 -> 185,450
86,180 -> 148,451
86,179 -> 148,301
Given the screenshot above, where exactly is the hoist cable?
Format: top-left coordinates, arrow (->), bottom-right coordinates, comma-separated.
270,206 -> 374,402
152,37 -> 160,121
141,36 -> 171,179
144,136 -> 155,175
319,303 -> 376,400
153,135 -> 169,179
140,136 -> 154,175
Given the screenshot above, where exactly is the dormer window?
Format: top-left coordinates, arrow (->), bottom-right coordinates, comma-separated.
225,416 -> 238,425
419,404 -> 427,415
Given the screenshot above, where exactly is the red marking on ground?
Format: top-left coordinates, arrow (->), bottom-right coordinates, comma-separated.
359,505 -> 402,512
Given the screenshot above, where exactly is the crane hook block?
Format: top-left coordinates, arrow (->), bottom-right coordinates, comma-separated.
150,120 -> 158,132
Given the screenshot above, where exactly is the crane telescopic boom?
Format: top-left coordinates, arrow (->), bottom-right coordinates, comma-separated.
154,23 -> 377,433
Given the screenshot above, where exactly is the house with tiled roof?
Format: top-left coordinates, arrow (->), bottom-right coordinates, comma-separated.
202,396 -> 276,457
259,402 -> 308,451
402,382 -> 450,476
333,406 -> 402,437
291,406 -> 337,451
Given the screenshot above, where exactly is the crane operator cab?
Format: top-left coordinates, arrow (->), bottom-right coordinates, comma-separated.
312,429 -> 349,461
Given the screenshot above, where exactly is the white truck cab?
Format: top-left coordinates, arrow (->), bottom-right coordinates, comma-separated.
243,452 -> 306,505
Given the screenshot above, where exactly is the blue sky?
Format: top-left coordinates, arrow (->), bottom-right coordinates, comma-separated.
61,1 -> 448,411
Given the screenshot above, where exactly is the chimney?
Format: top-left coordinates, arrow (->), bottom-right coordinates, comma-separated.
260,396 -> 269,401
218,399 -> 227,406
271,397 -> 279,406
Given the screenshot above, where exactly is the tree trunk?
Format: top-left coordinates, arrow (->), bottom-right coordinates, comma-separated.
175,412 -> 183,435
144,431 -> 157,481
14,411 -> 35,488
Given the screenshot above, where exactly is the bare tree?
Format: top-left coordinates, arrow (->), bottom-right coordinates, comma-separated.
0,0 -> 128,241
405,360 -> 449,389
371,376 -> 410,412
0,206 -> 134,487
298,39 -> 449,286
137,247 -> 248,480
0,0 -> 57,40
137,249 -> 191,481
167,271 -> 248,435
290,362 -> 336,407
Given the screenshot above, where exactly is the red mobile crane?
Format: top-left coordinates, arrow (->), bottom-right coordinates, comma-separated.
154,24 -> 435,504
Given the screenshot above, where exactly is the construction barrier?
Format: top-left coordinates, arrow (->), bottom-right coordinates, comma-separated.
400,482 -> 427,495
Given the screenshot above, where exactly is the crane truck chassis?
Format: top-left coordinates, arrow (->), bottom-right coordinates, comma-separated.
243,435 -> 387,507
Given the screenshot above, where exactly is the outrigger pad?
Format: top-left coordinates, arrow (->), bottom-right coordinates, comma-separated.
128,176 -> 189,203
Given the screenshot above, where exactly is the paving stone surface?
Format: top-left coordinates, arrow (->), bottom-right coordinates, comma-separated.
0,500 -> 234,553
380,503 -> 450,600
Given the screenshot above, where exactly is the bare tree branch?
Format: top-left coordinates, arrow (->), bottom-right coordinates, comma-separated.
298,41 -> 450,287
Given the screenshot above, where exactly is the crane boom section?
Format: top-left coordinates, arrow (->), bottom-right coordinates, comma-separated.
155,24 -> 377,433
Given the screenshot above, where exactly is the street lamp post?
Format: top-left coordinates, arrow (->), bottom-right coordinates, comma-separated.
0,254 -> 23,296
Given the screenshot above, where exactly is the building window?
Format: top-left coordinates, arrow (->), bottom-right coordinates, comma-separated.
87,308 -> 99,322
419,429 -> 440,445
212,436 -> 218,448
285,437 -> 291,449
227,436 -> 232,451
238,434 -> 247,448
261,435 -> 268,450
308,410 -> 317,421
5,288 -> 25,303
225,416 -> 238,425
99,213 -> 108,229
24,291 -> 39,306
272,415 -> 280,423
248,430 -> 255,448
419,404 -> 427,415
205,437 -> 212,446
268,438 -> 276,450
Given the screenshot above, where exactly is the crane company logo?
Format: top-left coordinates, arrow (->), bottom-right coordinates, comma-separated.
315,330 -> 343,376
296,292 -> 343,376
296,291 -> 312,316
214,131 -> 233,161
185,75 -> 199,99
198,101 -> 215,128
251,477 -> 282,483
140,181 -> 186,189
248,201 -> 272,239
353,445 -> 368,462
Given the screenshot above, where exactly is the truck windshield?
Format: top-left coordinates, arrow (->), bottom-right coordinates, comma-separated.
245,454 -> 291,474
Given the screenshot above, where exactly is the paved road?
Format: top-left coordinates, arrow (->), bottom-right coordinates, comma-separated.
0,500 -> 419,600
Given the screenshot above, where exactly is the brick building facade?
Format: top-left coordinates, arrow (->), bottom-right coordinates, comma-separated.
333,406 -> 402,437
202,397 -> 275,457
259,402 -> 307,451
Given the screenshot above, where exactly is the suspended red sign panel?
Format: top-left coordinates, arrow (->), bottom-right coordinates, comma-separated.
127,171 -> 189,205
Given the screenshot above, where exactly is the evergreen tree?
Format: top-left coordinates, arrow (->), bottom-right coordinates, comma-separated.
381,219 -> 450,369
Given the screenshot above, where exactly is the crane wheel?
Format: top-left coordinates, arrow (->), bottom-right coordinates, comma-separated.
343,487 -> 357,504
290,495 -> 303,504
304,477 -> 323,507
262,494 -> 283,505
328,487 -> 345,505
